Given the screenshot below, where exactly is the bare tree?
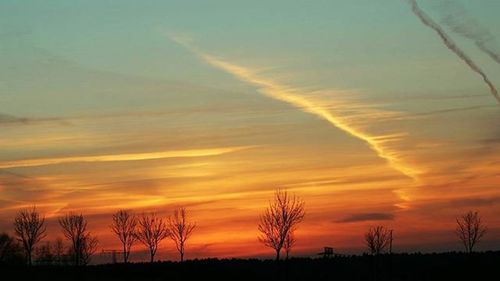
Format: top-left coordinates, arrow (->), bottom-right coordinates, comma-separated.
110,210 -> 137,263
167,207 -> 196,262
53,237 -> 66,264
456,211 -> 486,253
136,213 -> 169,263
13,206 -> 47,265
80,235 -> 98,266
365,226 -> 391,255
59,213 -> 98,266
258,188 -> 305,260
283,231 -> 296,259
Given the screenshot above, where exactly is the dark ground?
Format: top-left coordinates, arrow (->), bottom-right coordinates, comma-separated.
2,252 -> 500,281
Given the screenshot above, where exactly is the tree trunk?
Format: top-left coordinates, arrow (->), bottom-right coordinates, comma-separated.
27,251 -> 32,266
123,245 -> 128,263
276,249 -> 280,261
180,252 -> 184,262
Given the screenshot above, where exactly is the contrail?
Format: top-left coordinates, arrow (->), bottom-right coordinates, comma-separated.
437,0 -> 500,65
170,36 -> 420,181
0,146 -> 253,169
408,0 -> 500,104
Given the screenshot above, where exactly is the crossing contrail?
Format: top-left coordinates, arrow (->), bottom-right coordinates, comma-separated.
437,0 -> 500,65
408,0 -> 500,104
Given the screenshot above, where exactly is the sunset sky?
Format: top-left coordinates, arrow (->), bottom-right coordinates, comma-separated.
1,0 -> 500,261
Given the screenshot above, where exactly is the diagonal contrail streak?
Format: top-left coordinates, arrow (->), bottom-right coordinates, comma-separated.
171,36 -> 420,181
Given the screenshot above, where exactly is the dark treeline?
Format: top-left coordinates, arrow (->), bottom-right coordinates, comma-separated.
1,252 -> 500,281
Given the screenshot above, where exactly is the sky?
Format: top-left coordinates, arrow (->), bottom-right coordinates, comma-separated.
1,0 -> 500,261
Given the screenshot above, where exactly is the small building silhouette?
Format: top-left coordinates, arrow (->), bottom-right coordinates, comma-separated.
317,247 -> 334,258
100,249 -> 123,264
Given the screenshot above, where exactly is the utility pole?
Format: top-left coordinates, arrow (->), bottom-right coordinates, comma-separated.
389,230 -> 393,254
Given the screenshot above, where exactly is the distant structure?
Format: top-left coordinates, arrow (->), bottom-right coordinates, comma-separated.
317,247 -> 334,258
100,249 -> 123,264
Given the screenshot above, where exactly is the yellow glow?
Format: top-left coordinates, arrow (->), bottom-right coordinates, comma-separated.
0,146 -> 254,169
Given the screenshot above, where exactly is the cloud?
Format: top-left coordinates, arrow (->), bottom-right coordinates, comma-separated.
0,146 -> 254,169
450,197 -> 500,208
437,0 -> 500,65
0,113 -> 66,126
336,212 -> 395,223
170,35 -> 420,182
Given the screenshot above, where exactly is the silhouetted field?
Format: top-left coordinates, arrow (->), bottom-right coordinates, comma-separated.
2,252 -> 500,281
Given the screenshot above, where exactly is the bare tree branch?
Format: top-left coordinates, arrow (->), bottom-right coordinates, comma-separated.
136,213 -> 169,263
13,206 -> 46,265
110,210 -> 137,263
58,213 -> 98,266
167,207 -> 196,262
283,231 -> 296,260
258,188 -> 305,260
365,226 -> 391,255
455,210 -> 486,253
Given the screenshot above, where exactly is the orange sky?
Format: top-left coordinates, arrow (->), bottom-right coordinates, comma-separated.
1,0 -> 500,262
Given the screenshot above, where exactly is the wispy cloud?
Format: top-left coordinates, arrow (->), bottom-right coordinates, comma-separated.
437,0 -> 500,65
0,113 -> 67,126
170,35 -> 420,182
0,146 -> 253,169
337,212 -> 395,223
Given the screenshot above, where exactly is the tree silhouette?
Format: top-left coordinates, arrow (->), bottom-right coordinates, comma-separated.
136,213 -> 169,263
365,226 -> 391,255
53,237 -> 67,264
283,231 -> 296,259
110,210 -> 138,263
13,206 -> 47,265
258,188 -> 305,261
59,213 -> 98,266
456,211 -> 486,253
0,232 -> 24,264
167,207 -> 196,262
80,235 -> 98,266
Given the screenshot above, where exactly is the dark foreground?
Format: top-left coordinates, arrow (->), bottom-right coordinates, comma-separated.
3,252 -> 500,281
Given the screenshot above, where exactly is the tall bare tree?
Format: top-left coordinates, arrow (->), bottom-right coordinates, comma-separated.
456,211 -> 486,253
167,207 -> 196,262
110,210 -> 137,263
136,213 -> 169,263
59,213 -> 98,266
283,231 -> 296,259
365,226 -> 391,255
13,206 -> 47,265
258,188 -> 305,260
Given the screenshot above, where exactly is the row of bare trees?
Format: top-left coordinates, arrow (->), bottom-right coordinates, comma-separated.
12,209 -> 99,266
8,206 -> 195,265
111,208 -> 195,263
5,189 -> 489,265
